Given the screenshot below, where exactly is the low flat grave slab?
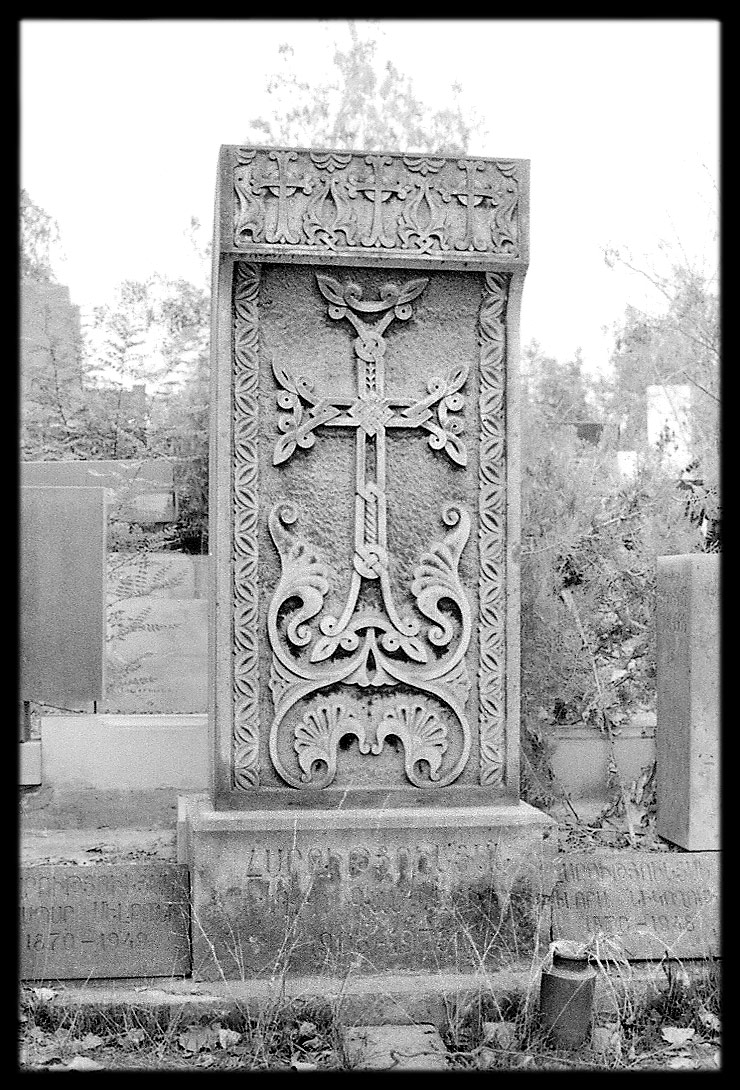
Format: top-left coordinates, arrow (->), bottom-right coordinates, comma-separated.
551,850 -> 719,960
20,864 -> 190,980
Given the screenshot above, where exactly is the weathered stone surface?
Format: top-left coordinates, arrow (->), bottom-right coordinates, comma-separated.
184,796 -> 555,981
343,1023 -> 448,1070
656,555 -> 719,850
210,146 -> 529,805
20,864 -> 190,980
183,143 -> 542,983
551,850 -> 719,960
20,486 -> 106,708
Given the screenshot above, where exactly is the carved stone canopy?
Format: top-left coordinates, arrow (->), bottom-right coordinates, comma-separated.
217,145 -> 529,272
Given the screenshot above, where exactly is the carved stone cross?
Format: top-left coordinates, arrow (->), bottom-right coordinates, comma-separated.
348,155 -> 410,248
249,149 -> 313,244
443,159 -> 498,252
272,273 -> 468,592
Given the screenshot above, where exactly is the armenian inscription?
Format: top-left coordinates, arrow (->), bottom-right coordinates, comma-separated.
21,865 -> 191,980
191,828 -> 548,978
551,851 -> 719,959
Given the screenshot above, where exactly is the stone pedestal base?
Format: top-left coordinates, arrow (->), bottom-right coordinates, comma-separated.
179,793 -> 556,982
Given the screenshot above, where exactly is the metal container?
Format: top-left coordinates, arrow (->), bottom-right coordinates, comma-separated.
539,943 -> 597,1049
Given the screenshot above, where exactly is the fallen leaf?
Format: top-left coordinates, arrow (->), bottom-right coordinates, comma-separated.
77,1033 -> 105,1051
296,1020 -> 317,1040
667,1055 -> 696,1069
218,1028 -> 242,1050
64,1055 -> 105,1071
697,1007 -> 721,1036
119,1027 -> 146,1048
301,1036 -> 323,1051
178,1024 -> 217,1053
661,1026 -> 696,1047
32,987 -> 56,1003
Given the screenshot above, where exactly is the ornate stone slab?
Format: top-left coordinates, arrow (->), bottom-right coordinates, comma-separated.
551,851 -> 719,960
191,143 -> 544,981
210,145 -> 528,807
20,865 -> 191,980
217,146 -> 529,271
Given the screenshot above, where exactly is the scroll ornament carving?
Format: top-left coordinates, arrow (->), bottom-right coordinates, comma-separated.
265,272 -> 474,789
478,271 -> 509,786
232,149 -> 520,257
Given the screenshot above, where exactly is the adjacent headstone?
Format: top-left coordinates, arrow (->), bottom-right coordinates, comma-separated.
20,864 -> 190,980
20,486 -> 106,709
182,143 -> 555,981
656,555 -> 719,850
551,850 -> 719,960
21,459 -> 176,524
105,598 -> 208,713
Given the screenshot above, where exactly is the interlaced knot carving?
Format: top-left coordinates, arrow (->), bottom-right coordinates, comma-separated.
266,274 -> 474,789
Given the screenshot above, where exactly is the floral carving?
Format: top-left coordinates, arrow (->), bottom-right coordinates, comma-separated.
294,700 -> 370,786
373,702 -> 449,785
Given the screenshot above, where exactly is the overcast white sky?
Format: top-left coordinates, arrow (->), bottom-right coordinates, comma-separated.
20,19 -> 719,375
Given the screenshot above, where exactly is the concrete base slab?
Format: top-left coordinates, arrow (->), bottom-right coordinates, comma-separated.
343,1023 -> 448,1069
181,794 -> 557,981
21,828 -> 178,865
19,960 -> 717,1031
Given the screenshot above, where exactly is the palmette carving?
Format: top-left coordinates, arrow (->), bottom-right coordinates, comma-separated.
374,703 -> 449,785
266,273 -> 474,789
478,272 -> 509,786
294,701 -> 370,786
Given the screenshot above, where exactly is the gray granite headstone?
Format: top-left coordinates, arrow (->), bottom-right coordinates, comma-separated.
20,864 -> 190,980
183,144 -> 556,981
656,554 -> 719,850
551,850 -> 719,960
21,459 -> 176,524
20,486 -> 106,708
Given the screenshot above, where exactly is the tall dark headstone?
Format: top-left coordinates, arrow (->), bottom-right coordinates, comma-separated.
182,145 -> 554,981
20,486 -> 106,709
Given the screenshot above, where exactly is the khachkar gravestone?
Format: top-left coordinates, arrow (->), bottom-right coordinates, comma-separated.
181,146 -> 555,981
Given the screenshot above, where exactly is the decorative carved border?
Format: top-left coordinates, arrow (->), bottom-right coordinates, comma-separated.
232,262 -> 261,788
478,272 -> 508,785
226,147 -> 527,269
